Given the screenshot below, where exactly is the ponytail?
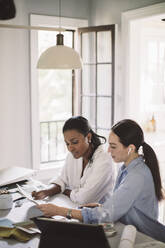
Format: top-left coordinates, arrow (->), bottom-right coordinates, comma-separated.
143,142 -> 163,201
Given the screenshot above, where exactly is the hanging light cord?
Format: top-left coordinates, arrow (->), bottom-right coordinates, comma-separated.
57,0 -> 64,46
59,0 -> 61,32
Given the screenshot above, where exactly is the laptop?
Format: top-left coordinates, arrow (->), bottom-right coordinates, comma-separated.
32,216 -> 111,248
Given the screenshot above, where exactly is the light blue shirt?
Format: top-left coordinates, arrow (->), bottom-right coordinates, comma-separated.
82,156 -> 158,227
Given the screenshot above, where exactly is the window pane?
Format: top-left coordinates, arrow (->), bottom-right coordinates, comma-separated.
49,122 -> 56,161
82,65 -> 96,94
97,97 -> 112,129
97,31 -> 112,63
97,64 -> 112,95
49,121 -> 66,161
40,121 -> 66,163
39,70 -> 72,121
40,123 -> 49,162
82,96 -> 96,127
97,128 -> 110,149
82,32 -> 96,63
56,121 -> 67,158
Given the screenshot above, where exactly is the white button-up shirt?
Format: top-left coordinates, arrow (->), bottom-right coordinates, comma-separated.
51,145 -> 114,204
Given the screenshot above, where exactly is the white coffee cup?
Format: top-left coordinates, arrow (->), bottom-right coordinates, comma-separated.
0,193 -> 13,209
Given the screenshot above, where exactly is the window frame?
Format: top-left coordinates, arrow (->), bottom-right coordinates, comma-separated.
78,25 -> 115,135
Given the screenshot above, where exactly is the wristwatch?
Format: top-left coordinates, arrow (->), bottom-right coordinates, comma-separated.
66,209 -> 72,219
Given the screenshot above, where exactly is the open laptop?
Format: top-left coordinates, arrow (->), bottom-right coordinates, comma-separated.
32,216 -> 111,248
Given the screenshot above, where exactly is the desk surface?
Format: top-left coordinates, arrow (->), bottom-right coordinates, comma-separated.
0,193 -> 163,248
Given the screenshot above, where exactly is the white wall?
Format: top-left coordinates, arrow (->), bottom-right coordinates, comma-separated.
0,0 -> 90,169
90,0 -> 165,25
0,0 -> 30,168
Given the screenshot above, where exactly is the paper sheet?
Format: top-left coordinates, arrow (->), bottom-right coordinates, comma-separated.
16,184 -> 46,205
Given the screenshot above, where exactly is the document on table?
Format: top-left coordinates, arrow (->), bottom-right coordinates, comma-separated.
16,184 -> 46,205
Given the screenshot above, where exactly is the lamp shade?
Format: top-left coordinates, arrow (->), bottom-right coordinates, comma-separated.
37,45 -> 82,69
37,34 -> 82,69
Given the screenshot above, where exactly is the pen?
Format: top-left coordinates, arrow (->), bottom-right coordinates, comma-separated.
13,196 -> 26,202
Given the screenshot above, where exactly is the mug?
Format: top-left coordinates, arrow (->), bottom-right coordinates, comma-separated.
0,193 -> 13,209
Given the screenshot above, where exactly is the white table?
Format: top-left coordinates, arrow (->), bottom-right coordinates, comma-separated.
0,193 -> 164,248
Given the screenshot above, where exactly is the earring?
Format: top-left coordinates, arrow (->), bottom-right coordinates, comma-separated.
88,140 -> 91,143
128,148 -> 131,155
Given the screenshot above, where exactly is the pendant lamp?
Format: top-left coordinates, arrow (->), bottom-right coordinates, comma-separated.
37,0 -> 82,70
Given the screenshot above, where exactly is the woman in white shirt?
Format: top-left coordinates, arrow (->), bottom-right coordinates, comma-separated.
32,116 -> 114,204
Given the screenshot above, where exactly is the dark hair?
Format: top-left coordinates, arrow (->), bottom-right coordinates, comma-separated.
63,116 -> 106,161
111,119 -> 163,201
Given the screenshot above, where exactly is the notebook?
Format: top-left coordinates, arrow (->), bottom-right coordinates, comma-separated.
32,217 -> 111,248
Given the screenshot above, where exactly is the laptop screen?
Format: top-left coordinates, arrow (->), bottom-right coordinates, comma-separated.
32,217 -> 111,248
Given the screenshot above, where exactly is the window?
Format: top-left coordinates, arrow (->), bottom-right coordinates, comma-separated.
30,15 -> 88,170
38,30 -> 74,164
79,25 -> 115,141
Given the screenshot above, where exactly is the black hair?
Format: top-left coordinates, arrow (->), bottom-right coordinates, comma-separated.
111,119 -> 163,201
63,116 -> 106,161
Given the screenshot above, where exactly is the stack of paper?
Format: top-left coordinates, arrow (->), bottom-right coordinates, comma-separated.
0,166 -> 36,187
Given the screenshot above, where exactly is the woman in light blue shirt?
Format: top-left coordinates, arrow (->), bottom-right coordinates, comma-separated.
37,119 -> 164,236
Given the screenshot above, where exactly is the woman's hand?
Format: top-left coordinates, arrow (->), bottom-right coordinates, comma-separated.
63,189 -> 71,197
32,190 -> 49,200
37,204 -> 83,221
32,185 -> 61,200
37,203 -> 59,217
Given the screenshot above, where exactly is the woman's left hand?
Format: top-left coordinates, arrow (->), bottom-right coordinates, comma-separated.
37,203 -> 59,217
